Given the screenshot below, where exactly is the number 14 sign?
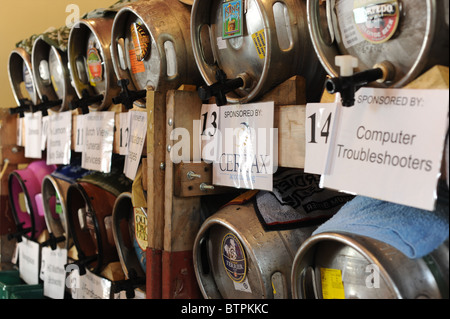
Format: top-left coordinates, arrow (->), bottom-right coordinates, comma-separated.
304,103 -> 338,175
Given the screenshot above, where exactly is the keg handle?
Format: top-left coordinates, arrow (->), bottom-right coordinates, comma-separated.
67,252 -> 98,276
9,99 -> 33,118
325,56 -> 395,106
31,95 -> 62,117
111,268 -> 146,299
69,89 -> 104,114
112,79 -> 147,110
197,69 -> 244,106
7,222 -> 32,242
41,232 -> 66,250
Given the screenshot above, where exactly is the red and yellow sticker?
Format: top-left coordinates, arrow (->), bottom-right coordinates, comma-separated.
353,0 -> 400,44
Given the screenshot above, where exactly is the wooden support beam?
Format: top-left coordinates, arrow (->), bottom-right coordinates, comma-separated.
145,89 -> 167,299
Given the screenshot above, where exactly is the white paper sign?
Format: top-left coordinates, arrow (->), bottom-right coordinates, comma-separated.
47,111 -> 72,165
69,268 -> 112,299
82,112 -> 115,173
17,117 -> 24,146
124,110 -> 147,180
213,102 -> 276,191
42,247 -> 68,299
119,112 -> 131,155
19,237 -> 40,285
305,103 -> 339,174
74,115 -> 85,153
321,87 -> 449,210
41,116 -> 49,151
24,111 -> 42,159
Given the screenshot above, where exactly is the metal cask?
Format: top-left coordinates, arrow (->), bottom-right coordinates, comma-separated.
191,0 -> 326,105
307,0 -> 449,87
193,201 -> 316,299
110,0 -> 202,109
291,232 -> 449,299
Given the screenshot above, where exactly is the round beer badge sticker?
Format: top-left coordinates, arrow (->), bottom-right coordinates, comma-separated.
222,233 -> 247,283
353,0 -> 400,44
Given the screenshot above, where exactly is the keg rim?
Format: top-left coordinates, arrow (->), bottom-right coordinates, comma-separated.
41,175 -> 70,249
68,18 -> 118,111
193,204 -> 267,299
290,231 -> 401,299
190,0 -> 272,104
66,182 -> 103,273
306,0 -> 439,88
8,47 -> 41,106
111,191 -> 147,280
110,5 -> 158,100
31,36 -> 71,112
8,171 -> 37,240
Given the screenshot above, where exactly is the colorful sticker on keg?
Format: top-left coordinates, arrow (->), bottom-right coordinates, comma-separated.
134,207 -> 148,250
222,232 -> 247,283
86,47 -> 103,85
222,0 -> 243,39
55,193 -> 62,215
252,29 -> 266,59
320,268 -> 345,299
353,0 -> 400,44
131,22 -> 150,62
129,49 -> 146,74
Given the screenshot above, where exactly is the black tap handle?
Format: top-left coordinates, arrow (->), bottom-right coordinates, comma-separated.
111,268 -> 145,299
112,79 -> 147,110
31,95 -> 62,117
325,68 -> 384,107
197,69 -> 244,106
7,222 -> 32,242
41,232 -> 66,250
9,99 -> 33,118
66,253 -> 98,276
69,89 -> 104,114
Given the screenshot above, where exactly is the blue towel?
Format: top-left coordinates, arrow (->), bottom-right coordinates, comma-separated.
313,181 -> 449,259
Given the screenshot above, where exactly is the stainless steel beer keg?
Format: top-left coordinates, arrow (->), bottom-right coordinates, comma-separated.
111,192 -> 146,298
7,161 -> 57,242
68,17 -> 121,113
307,0 -> 449,88
41,175 -> 72,250
111,0 -> 202,109
31,33 -> 77,113
191,0 -> 326,105
66,160 -> 133,275
193,201 -> 317,299
291,232 -> 449,299
41,162 -> 90,250
66,180 -> 121,274
8,48 -> 41,108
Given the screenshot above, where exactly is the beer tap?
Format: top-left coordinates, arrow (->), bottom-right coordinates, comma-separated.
31,95 -> 62,117
69,89 -> 104,114
68,252 -> 98,276
111,268 -> 146,299
9,99 -> 33,118
7,222 -> 32,243
41,232 -> 66,250
197,69 -> 245,106
325,56 -> 395,106
112,79 -> 147,110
